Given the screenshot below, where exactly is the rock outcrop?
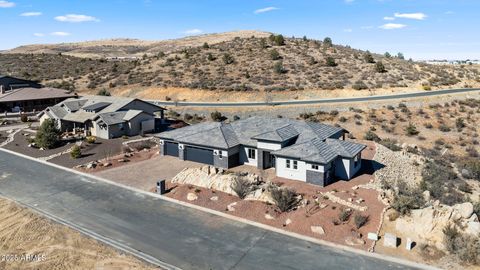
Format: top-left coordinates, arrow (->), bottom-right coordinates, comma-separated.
395,202 -> 480,250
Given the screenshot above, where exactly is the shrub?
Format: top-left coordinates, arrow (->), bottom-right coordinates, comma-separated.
70,145 -> 82,159
364,51 -> 375,63
323,37 -> 333,47
325,57 -> 337,67
443,224 -> 460,253
379,138 -> 401,151
270,34 -> 285,46
352,81 -> 368,90
222,53 -> 235,65
231,175 -> 252,199
35,119 -> 60,149
270,186 -> 299,212
354,214 -> 369,229
85,136 -> 96,144
391,192 -> 425,215
364,130 -> 380,142
270,49 -> 281,60
439,124 -> 451,132
339,208 -> 352,222
422,85 -> 432,91
211,111 -> 226,122
375,61 -> 386,73
456,118 -> 466,130
405,123 -> 420,136
20,114 -> 29,122
273,61 -> 286,74
97,89 -> 111,96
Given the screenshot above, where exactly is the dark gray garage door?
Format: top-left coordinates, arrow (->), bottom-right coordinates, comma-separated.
164,142 -> 179,156
185,146 -> 214,165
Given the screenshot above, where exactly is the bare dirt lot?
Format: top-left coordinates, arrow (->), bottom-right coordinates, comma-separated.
0,198 -> 158,270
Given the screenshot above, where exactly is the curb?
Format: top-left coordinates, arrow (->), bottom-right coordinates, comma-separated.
0,147 -> 439,270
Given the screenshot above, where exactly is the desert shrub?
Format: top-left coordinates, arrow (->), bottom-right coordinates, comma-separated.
271,34 -> 285,46
375,61 -> 386,73
379,138 -> 401,151
405,123 -> 420,136
422,85 -> 432,91
443,224 -> 460,253
211,111 -> 226,122
364,130 -> 380,142
325,57 -> 337,67
323,37 -> 333,47
352,80 -> 368,90
455,118 -> 466,130
270,186 -> 299,212
422,161 -> 465,205
439,124 -> 451,132
443,225 -> 480,264
338,208 -> 352,222
20,114 -> 29,122
70,145 -> 82,159
85,136 -> 96,144
270,49 -> 281,60
231,175 -> 252,199
35,119 -> 60,149
339,116 -> 347,122
391,180 -> 425,215
364,52 -> 375,63
273,61 -> 286,74
97,88 -> 111,96
459,159 -> 480,180
354,214 -> 369,229
222,53 -> 235,65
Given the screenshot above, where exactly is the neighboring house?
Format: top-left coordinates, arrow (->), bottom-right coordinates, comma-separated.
38,95 -> 166,139
156,116 -> 366,186
0,87 -> 76,113
0,75 -> 42,92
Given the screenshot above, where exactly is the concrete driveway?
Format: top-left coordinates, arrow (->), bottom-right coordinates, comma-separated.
94,155 -> 202,191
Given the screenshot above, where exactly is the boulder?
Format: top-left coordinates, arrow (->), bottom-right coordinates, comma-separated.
284,218 -> 292,226
102,162 -> 112,167
187,193 -> 198,201
265,214 -> 275,220
86,162 -> 97,169
453,202 -> 474,219
227,202 -> 237,212
466,221 -> 480,235
311,226 -> 325,235
210,196 -> 219,201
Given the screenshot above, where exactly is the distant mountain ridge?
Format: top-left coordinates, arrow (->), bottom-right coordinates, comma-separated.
4,30 -> 272,58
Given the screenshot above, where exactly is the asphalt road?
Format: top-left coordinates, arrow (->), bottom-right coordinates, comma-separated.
0,150 -> 425,270
150,88 -> 480,107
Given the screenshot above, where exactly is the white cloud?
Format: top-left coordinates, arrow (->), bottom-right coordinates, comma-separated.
50,31 -> 71,36
33,33 -> 45,37
383,16 -> 395,21
343,28 -> 353,33
21,12 -> 42,17
380,23 -> 407,30
254,7 -> 278,14
182,29 -> 203,35
55,14 -> 99,23
0,1 -> 15,8
360,26 -> 374,30
394,12 -> 427,20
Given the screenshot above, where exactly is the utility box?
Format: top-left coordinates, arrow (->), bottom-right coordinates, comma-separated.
157,180 -> 166,195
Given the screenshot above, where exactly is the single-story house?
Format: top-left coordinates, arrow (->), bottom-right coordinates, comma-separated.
0,75 -> 42,92
0,87 -> 76,113
156,116 -> 366,186
38,95 -> 166,139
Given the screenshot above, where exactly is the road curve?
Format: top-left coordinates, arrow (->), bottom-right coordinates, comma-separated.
0,149 -> 430,270
149,88 -> 480,107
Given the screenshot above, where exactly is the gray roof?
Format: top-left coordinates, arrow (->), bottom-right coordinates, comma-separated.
95,110 -> 146,126
252,124 -> 299,142
0,87 -> 75,103
41,95 -> 164,124
155,116 -> 360,163
325,138 -> 367,158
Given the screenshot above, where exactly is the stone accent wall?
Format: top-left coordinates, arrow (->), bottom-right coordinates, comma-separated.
306,170 -> 325,186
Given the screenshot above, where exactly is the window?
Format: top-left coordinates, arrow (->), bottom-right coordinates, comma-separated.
248,148 -> 256,159
293,160 -> 298,170
286,159 -> 291,168
311,164 -> 319,170
218,151 -> 223,159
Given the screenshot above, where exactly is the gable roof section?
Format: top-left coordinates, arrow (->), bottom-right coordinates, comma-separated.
325,138 -> 366,158
252,124 -> 299,142
0,87 -> 75,103
83,102 -> 112,112
273,138 -> 338,164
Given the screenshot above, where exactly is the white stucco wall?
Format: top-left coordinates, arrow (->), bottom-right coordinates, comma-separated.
275,157 -> 307,182
257,141 -> 282,151
239,146 -> 257,166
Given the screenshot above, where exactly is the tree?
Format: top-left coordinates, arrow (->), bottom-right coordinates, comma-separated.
202,42 -> 210,49
35,119 -> 60,149
222,53 -> 235,65
211,111 -> 226,122
325,57 -> 337,67
270,49 -> 281,60
384,52 -> 392,58
375,61 -> 387,73
397,52 -> 405,60
273,61 -> 286,74
302,35 -> 308,41
259,38 -> 268,49
207,53 -> 216,61
364,51 -> 375,63
97,89 -> 111,96
323,37 -> 333,47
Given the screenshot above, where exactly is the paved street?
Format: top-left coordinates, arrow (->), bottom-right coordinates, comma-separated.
0,149 -> 425,270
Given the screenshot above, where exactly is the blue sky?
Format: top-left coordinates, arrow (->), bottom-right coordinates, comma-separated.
1,0 -> 479,60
